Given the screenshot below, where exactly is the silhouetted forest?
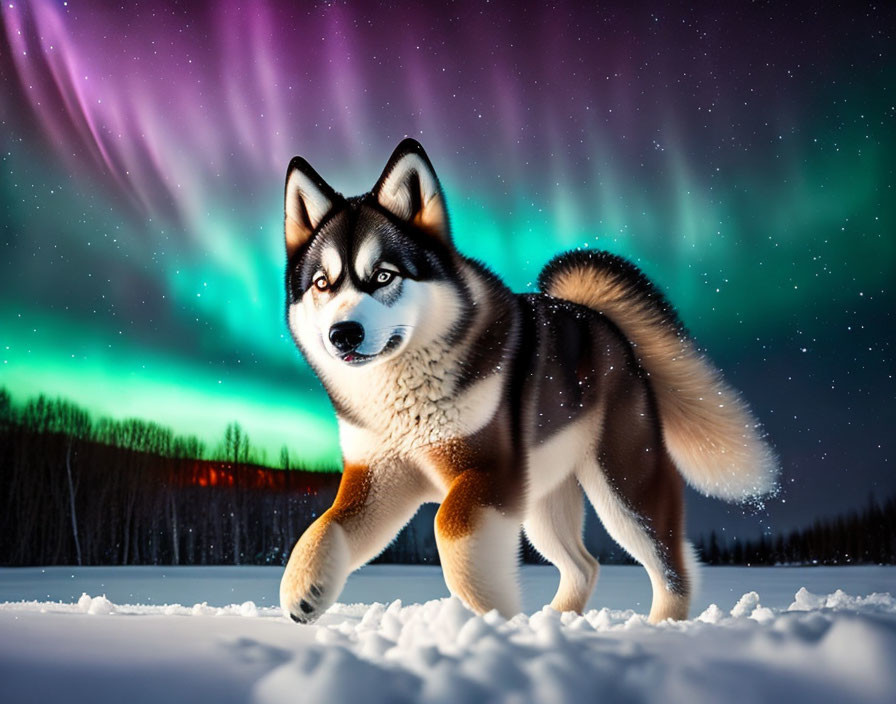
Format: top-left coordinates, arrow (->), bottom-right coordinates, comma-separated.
695,493 -> 896,566
0,388 -> 444,566
0,389 -> 336,565
2,388 -> 893,567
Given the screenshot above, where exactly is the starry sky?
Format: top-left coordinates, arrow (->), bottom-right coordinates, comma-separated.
1,1 -> 893,537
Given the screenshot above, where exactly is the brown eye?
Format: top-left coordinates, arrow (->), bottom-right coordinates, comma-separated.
313,275 -> 329,291
374,269 -> 395,286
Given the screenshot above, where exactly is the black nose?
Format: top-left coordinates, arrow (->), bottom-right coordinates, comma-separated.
329,321 -> 365,353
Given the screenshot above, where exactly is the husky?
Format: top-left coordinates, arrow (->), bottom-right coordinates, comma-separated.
279,139 -> 778,624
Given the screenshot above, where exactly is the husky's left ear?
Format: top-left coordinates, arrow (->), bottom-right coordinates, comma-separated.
373,138 -> 450,243
284,157 -> 339,257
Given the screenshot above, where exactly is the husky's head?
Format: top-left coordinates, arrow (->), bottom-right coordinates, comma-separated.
284,139 -> 467,374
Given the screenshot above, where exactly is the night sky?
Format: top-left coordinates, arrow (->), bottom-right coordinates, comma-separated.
1,1 -> 893,538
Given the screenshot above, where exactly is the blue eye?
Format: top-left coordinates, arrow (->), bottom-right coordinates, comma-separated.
374,269 -> 395,285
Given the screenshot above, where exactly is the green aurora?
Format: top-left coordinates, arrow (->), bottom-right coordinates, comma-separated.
3,116 -> 892,468
1,1 -> 893,497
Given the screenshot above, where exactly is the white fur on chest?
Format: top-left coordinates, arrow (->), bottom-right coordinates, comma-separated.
337,347 -> 505,472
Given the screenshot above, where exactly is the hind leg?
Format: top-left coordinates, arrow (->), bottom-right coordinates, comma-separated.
579,456 -> 691,622
577,388 -> 693,622
435,470 -> 522,618
523,476 -> 599,613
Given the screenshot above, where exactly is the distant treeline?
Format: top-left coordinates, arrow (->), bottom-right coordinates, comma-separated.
0,387 -> 316,469
2,388 -> 893,567
695,494 -> 896,566
0,388 -> 443,566
0,389 -> 339,565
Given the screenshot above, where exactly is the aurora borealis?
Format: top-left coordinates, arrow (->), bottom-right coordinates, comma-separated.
1,1 -> 893,533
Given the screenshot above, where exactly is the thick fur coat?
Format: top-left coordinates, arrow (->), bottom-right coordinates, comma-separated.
279,139 -> 778,624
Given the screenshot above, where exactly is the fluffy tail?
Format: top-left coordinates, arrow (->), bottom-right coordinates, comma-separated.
539,250 -> 779,502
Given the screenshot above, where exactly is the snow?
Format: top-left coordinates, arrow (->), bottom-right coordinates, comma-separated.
1,565 -> 895,703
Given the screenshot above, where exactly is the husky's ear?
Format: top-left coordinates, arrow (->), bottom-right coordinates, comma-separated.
284,157 -> 338,257
373,139 -> 450,243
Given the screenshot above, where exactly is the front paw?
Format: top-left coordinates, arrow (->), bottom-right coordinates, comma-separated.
285,582 -> 328,624
280,519 -> 349,624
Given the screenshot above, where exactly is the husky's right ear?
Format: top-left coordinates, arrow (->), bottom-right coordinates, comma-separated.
284,157 -> 338,257
373,139 -> 450,244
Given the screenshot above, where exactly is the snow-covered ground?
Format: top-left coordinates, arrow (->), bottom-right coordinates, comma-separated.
1,565 -> 894,703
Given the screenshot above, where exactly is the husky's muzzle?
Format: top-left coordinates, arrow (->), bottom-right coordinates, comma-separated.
327,321 -> 405,365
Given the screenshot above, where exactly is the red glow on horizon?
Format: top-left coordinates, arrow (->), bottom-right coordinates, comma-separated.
194,466 -> 235,488
182,461 -> 329,495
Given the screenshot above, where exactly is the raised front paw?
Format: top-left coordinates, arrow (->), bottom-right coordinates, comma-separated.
280,518 -> 350,624
286,583 -> 327,624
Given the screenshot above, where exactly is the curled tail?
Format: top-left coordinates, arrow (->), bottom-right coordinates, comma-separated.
539,250 -> 779,502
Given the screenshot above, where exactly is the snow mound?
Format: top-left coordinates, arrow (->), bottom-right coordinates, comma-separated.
731,590 -> 761,617
6,595 -> 278,619
2,580 -> 895,704
788,587 -> 895,613
249,589 -> 896,704
77,592 -> 115,615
